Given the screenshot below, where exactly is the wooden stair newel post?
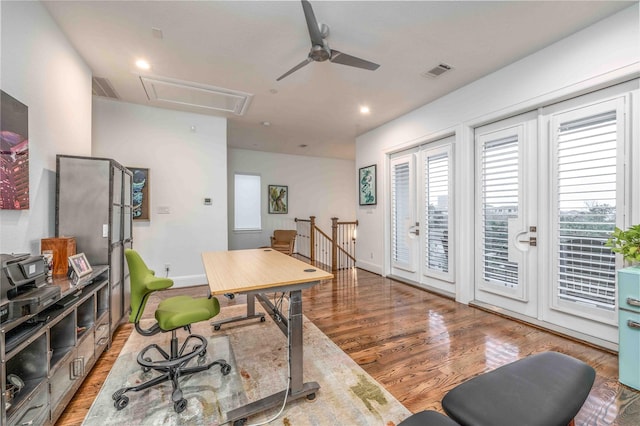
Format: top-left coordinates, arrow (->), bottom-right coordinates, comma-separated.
331,217 -> 338,274
310,216 -> 316,262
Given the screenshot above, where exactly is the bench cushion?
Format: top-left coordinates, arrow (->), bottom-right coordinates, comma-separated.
442,351 -> 595,426
398,410 -> 460,426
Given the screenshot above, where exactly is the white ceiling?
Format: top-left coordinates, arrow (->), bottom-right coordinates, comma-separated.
43,1 -> 634,160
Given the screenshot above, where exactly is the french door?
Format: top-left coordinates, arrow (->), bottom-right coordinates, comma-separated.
390,137 -> 454,294
475,112 -> 538,318
474,89 -> 629,343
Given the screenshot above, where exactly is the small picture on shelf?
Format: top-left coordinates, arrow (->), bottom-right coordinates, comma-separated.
68,253 -> 92,279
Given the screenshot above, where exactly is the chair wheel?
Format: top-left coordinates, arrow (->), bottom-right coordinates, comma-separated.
174,398 -> 187,413
112,388 -> 128,400
214,324 -> 221,331
114,395 -> 129,410
306,392 -> 316,401
233,418 -> 247,426
221,363 -> 232,375
260,316 -> 266,322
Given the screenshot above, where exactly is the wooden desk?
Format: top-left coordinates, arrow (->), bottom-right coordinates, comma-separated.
201,249 -> 333,425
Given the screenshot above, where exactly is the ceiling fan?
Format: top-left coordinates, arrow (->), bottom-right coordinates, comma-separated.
276,0 -> 380,81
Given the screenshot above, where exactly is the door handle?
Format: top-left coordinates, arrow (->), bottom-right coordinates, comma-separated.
408,223 -> 420,237
518,237 -> 537,246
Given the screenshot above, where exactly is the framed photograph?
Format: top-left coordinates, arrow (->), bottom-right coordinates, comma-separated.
68,253 -> 93,278
268,185 -> 288,214
128,167 -> 149,220
359,164 -> 377,206
1,91 -> 29,210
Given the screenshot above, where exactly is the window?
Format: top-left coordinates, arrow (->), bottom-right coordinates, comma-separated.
481,133 -> 520,288
391,159 -> 411,265
423,148 -> 451,277
552,105 -> 620,311
234,174 -> 261,230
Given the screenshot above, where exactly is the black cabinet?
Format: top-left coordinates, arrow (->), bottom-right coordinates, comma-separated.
56,155 -> 133,330
1,267 -> 109,425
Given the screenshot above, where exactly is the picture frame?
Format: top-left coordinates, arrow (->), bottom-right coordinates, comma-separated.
68,253 -> 93,278
268,185 -> 288,214
128,167 -> 149,220
359,164 -> 377,206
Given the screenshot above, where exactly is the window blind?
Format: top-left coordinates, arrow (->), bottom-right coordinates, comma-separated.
481,135 -> 519,287
391,162 -> 410,264
424,152 -> 449,273
556,110 -> 617,310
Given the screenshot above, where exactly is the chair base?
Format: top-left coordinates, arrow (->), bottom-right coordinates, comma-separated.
113,332 -> 231,413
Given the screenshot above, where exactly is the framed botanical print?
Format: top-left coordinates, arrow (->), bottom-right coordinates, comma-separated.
268,185 -> 288,214
359,164 -> 376,205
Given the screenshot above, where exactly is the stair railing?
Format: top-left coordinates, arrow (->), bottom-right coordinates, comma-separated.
295,216 -> 358,274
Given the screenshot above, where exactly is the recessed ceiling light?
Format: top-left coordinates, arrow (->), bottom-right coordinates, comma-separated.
360,106 -> 370,114
135,59 -> 150,70
261,121 -> 271,127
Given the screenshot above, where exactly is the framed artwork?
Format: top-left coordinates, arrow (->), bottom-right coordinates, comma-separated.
359,164 -> 377,205
128,167 -> 149,220
68,253 -> 93,278
268,185 -> 288,214
0,90 -> 29,210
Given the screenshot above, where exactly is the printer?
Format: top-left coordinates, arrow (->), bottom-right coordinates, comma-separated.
1,254 -> 60,324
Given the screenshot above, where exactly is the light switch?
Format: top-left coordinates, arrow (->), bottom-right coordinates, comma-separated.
158,206 -> 171,214
103,224 -> 109,238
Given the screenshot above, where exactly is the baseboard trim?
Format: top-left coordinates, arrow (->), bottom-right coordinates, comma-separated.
170,274 -> 207,288
469,300 -> 618,353
385,274 -> 455,300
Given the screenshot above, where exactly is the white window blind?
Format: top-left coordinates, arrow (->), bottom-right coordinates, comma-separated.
234,174 -> 261,230
424,152 -> 449,273
555,110 -> 617,310
391,161 -> 410,264
481,135 -> 519,287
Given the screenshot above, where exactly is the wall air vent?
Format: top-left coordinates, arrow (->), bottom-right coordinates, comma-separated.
92,77 -> 119,99
421,63 -> 453,78
140,75 -> 253,116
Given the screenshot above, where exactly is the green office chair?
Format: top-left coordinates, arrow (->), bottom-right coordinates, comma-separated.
113,249 -> 231,413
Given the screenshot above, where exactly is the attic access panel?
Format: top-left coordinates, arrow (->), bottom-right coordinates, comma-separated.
140,75 -> 253,115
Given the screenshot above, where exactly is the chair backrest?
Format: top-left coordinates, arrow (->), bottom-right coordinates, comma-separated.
273,229 -> 297,243
125,249 -> 173,324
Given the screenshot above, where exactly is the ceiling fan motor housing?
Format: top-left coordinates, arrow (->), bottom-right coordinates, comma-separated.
310,44 -> 331,62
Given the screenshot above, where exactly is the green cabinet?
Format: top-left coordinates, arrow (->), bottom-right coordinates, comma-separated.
618,266 -> 640,391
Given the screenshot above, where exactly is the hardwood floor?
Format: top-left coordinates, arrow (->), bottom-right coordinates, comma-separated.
58,266 -> 640,425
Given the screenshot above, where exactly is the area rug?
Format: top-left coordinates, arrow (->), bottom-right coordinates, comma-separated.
83,304 -> 411,425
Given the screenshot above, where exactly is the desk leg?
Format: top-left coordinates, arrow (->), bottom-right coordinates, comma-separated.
212,294 -> 266,330
225,288 -> 320,425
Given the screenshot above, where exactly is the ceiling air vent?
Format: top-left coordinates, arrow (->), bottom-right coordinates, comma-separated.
421,63 -> 453,79
140,75 -> 253,116
92,77 -> 119,99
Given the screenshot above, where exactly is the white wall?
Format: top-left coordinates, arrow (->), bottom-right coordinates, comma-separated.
228,149 -> 356,250
0,1 -> 92,254
92,98 -> 228,287
355,4 -> 640,300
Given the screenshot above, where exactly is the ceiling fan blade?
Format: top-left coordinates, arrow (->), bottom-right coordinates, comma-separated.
276,57 -> 313,81
330,50 -> 380,71
301,0 -> 324,46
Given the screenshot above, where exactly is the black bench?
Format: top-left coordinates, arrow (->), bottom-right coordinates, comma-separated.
399,351 -> 596,426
